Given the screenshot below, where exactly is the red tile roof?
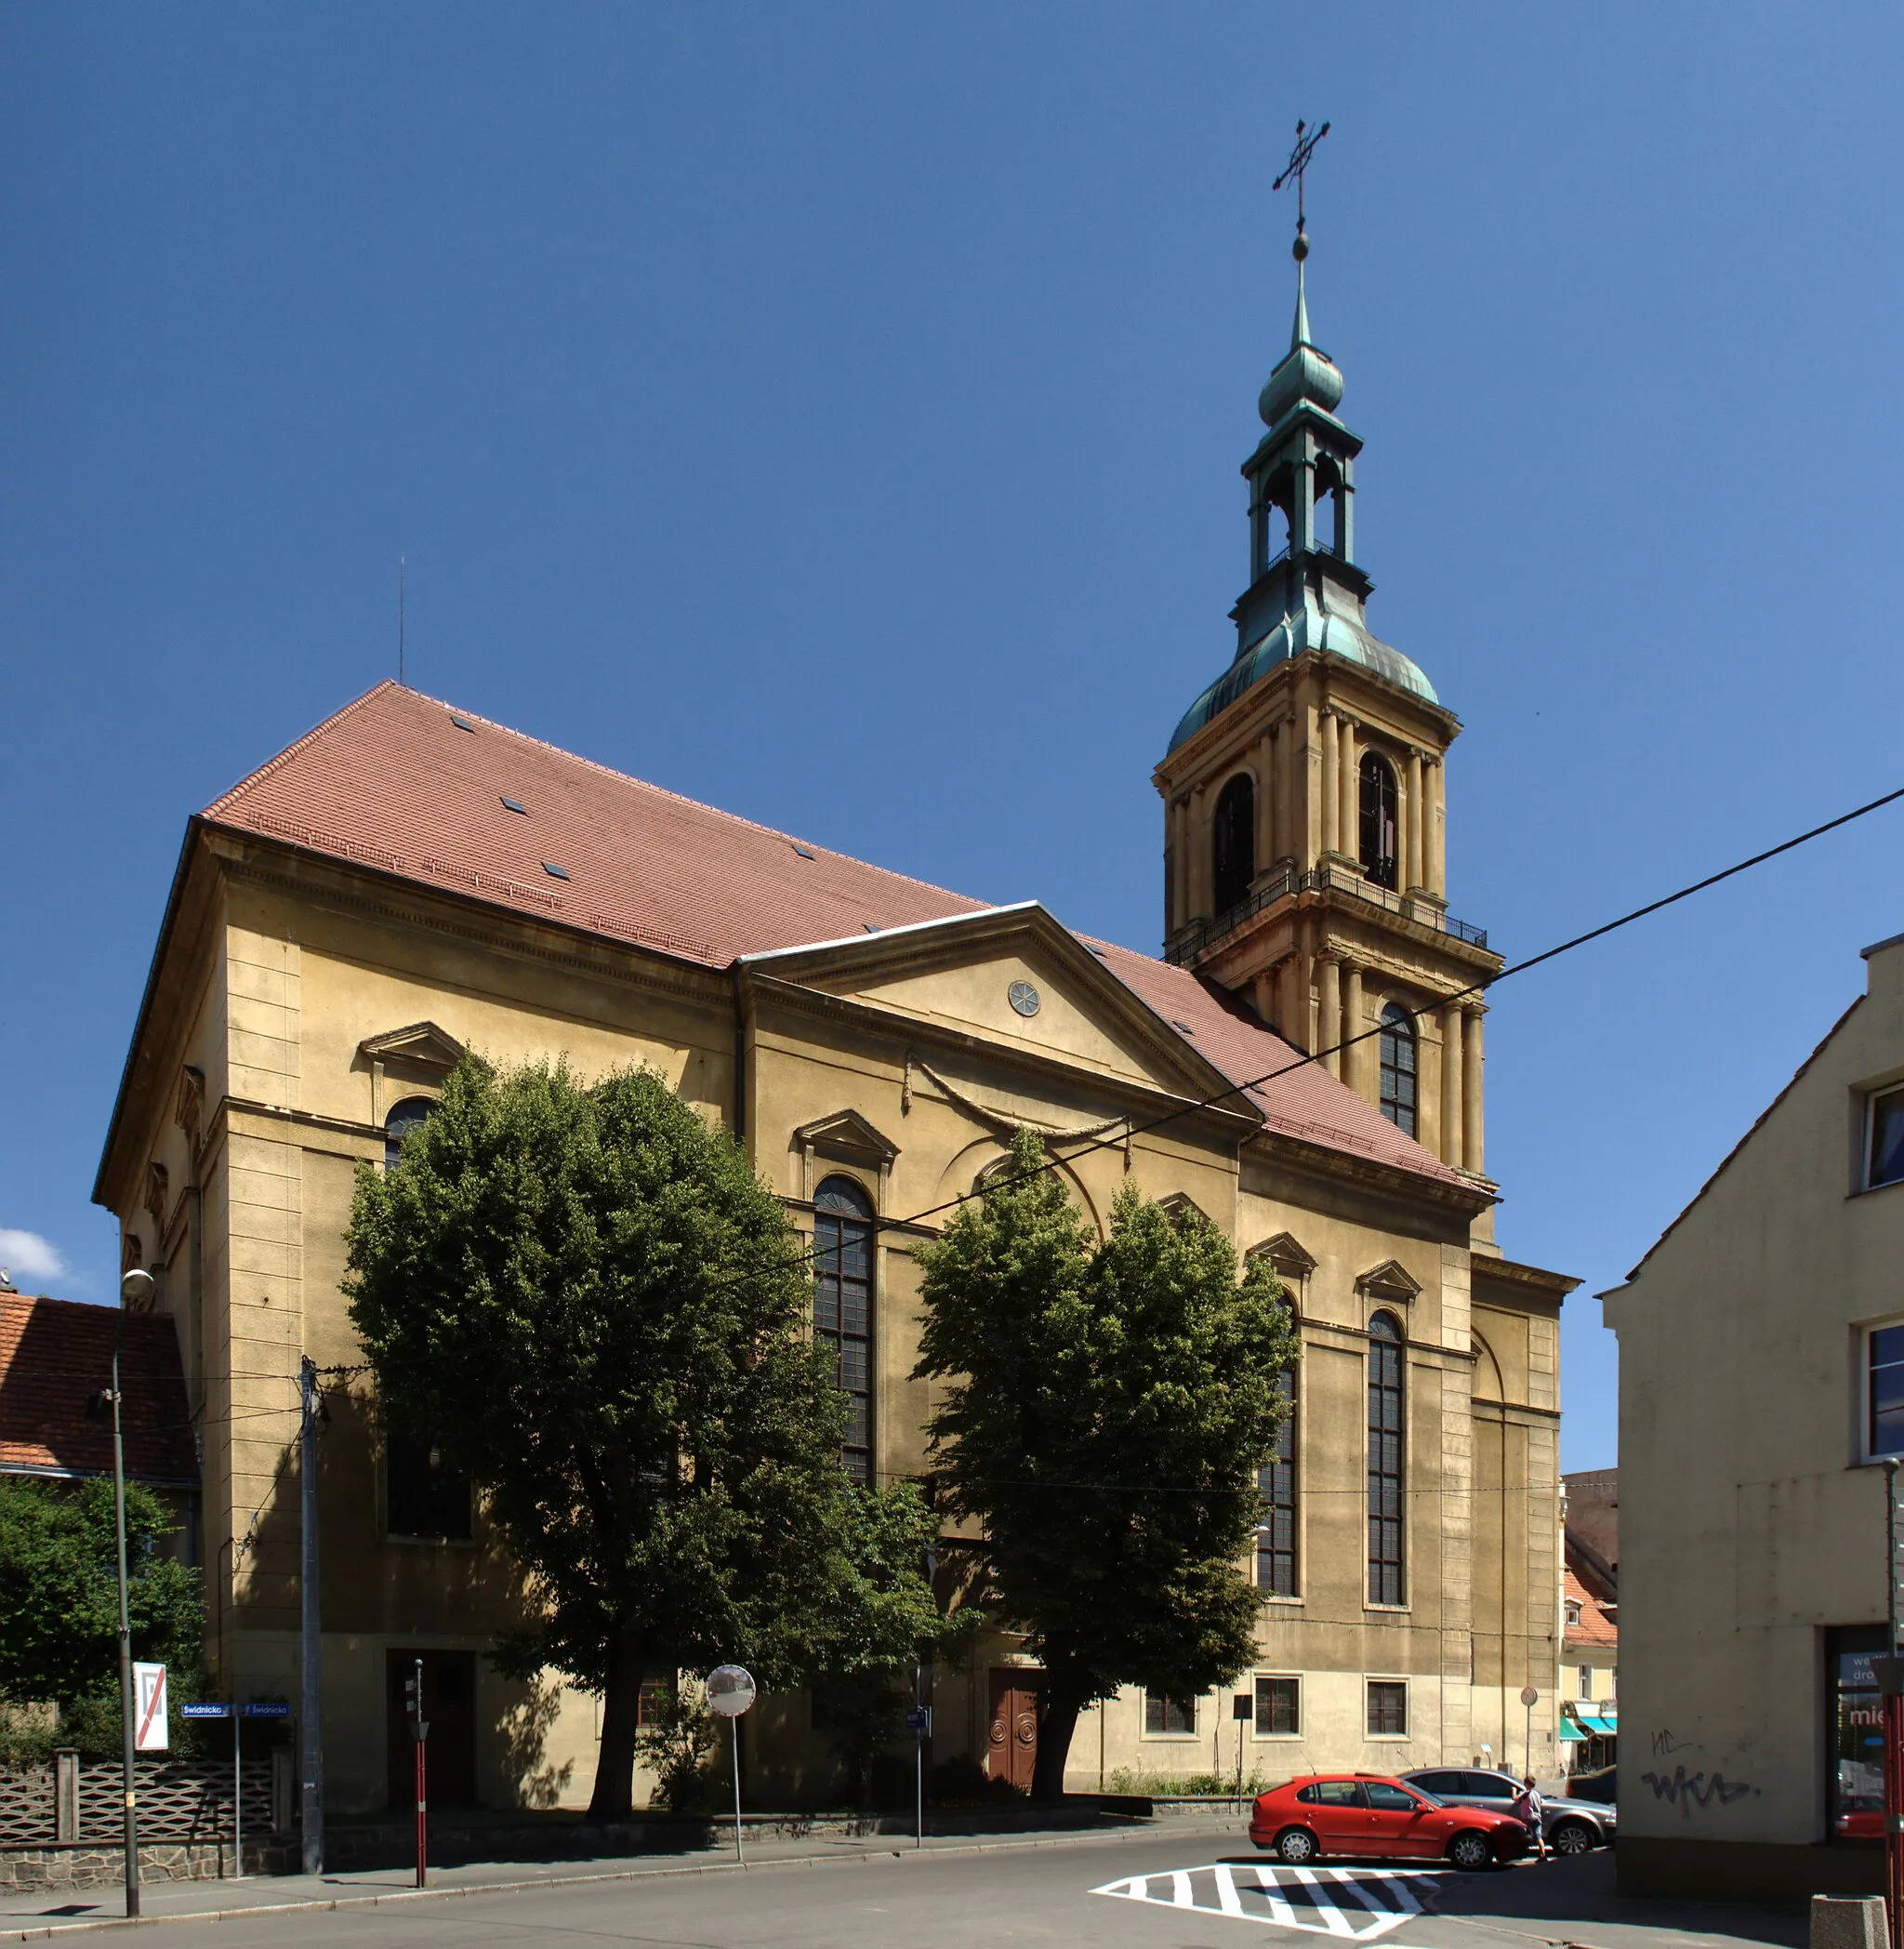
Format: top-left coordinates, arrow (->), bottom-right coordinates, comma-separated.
1563,1566 -> 1618,1650
0,1293 -> 199,1485
203,683 -> 1471,1193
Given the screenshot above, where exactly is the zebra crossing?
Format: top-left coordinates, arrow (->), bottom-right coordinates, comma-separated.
1090,1861 -> 1441,1939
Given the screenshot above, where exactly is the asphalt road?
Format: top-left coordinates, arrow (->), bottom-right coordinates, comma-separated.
3,1830 -> 1808,1949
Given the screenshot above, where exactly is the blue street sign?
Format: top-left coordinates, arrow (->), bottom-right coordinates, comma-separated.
243,1703 -> 292,1718
904,1707 -> 931,1734
181,1703 -> 232,1718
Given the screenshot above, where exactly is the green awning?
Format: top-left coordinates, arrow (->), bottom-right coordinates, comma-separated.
1558,1723 -> 1586,1742
1571,1713 -> 1615,1733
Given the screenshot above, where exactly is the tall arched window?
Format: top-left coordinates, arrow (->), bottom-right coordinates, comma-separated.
1257,1306 -> 1300,1598
813,1176 -> 875,1481
1358,753 -> 1398,889
1367,1311 -> 1406,1606
1377,1005 -> 1417,1137
1212,774 -> 1256,915
385,1096 -> 435,1172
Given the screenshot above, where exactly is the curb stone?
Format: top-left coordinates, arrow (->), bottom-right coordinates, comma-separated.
0,1815 -> 1250,1942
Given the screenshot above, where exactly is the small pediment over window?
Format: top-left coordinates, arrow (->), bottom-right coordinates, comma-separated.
791,1108 -> 900,1204
1250,1231 -> 1317,1279
358,1022 -> 469,1076
1355,1258 -> 1422,1303
1159,1192 -> 1211,1228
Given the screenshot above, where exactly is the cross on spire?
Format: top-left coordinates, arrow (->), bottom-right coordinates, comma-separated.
1272,118 -> 1330,259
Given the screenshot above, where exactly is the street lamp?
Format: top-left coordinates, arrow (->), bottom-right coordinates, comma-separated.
114,1267 -> 153,1918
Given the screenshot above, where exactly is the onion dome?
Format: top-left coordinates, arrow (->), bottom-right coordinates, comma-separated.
1257,261 -> 1345,428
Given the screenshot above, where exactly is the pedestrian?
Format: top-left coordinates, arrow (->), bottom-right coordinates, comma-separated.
1514,1775 -> 1547,1861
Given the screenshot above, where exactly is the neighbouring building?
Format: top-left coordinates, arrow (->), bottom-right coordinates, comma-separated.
1558,1472 -> 1618,1773
0,1280 -> 199,1553
1602,932 -> 1904,1898
93,237 -> 1573,1813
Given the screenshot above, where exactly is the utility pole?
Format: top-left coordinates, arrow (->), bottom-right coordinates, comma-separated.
112,1269 -> 152,1917
298,1358 -> 324,1875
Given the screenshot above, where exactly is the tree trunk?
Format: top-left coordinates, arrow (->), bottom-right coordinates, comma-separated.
1029,1687 -> 1084,1803
587,1628 -> 646,1820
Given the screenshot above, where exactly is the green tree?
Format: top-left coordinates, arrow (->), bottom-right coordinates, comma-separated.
912,1128 -> 1296,1800
0,1478 -> 205,1730
345,1057 -> 942,1818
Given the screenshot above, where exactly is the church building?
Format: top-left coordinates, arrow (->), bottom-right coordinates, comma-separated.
94,240 -> 1572,1811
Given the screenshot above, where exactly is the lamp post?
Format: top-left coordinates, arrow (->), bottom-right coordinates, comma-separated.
114,1268 -> 155,1918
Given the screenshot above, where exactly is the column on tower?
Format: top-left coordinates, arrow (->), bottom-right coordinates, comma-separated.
1254,727 -> 1276,876
1320,712 -> 1340,858
1189,783 -> 1210,919
1300,697 -> 1323,871
1440,1001 -> 1465,1171
1406,749 -> 1425,891
1462,1009 -> 1486,1176
1317,955 -> 1342,1079
1430,759 -> 1447,896
1168,797 -> 1187,932
1277,715 -> 1298,869
1338,717 -> 1358,863
1341,958 -> 1364,1096
1278,953 -> 1308,1054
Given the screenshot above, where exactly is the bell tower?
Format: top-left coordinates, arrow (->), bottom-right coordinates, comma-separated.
1154,179 -> 1500,1178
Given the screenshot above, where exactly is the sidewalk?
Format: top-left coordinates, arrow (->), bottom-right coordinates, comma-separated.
0,1810 -> 1237,1940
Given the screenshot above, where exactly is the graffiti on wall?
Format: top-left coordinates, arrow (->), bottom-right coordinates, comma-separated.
1640,1764 -> 1756,1816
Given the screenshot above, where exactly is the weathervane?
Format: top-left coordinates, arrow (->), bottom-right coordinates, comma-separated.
1272,117 -> 1330,261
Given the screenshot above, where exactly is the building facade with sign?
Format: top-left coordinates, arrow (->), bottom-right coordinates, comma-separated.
1603,933 -> 1904,1898
94,256 -> 1571,1813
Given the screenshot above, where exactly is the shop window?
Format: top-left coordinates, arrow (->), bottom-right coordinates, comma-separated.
1829,1626 -> 1885,1839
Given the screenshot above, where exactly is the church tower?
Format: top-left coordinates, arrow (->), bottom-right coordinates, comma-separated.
1155,220 -> 1500,1177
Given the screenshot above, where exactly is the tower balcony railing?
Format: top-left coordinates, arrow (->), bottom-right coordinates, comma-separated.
1163,862 -> 1488,966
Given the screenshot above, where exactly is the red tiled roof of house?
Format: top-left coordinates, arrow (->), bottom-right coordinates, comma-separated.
1563,1566 -> 1618,1650
203,682 -> 1471,1193
0,1293 -> 199,1485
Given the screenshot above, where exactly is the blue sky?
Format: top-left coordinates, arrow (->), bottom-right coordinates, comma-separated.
5,4 -> 1901,1471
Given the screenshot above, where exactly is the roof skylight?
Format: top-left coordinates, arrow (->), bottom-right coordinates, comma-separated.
451,716 -> 475,733
501,796 -> 528,815
790,842 -> 815,859
543,862 -> 570,881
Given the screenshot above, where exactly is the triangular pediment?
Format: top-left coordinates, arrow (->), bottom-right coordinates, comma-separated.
1355,1257 -> 1422,1302
358,1021 -> 469,1075
742,906 -> 1250,1120
791,1107 -> 900,1167
1250,1230 -> 1317,1279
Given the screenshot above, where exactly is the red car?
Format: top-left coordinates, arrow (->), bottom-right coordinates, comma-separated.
1250,1773 -> 1529,1870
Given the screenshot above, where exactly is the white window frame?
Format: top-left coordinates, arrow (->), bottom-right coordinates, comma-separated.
1868,1084 -> 1904,1191
1578,1664 -> 1593,1700
1365,1677 -> 1409,1740
1251,1674 -> 1302,1741
1141,1691 -> 1199,1740
1862,1317 -> 1904,1463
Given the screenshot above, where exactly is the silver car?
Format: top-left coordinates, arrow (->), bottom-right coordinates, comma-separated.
1402,1768 -> 1617,1856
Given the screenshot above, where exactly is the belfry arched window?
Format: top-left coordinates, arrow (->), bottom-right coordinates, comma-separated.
1367,1311 -> 1406,1606
1212,774 -> 1256,916
1377,1005 -> 1417,1137
1359,753 -> 1398,889
813,1176 -> 875,1481
385,1097 -> 435,1172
